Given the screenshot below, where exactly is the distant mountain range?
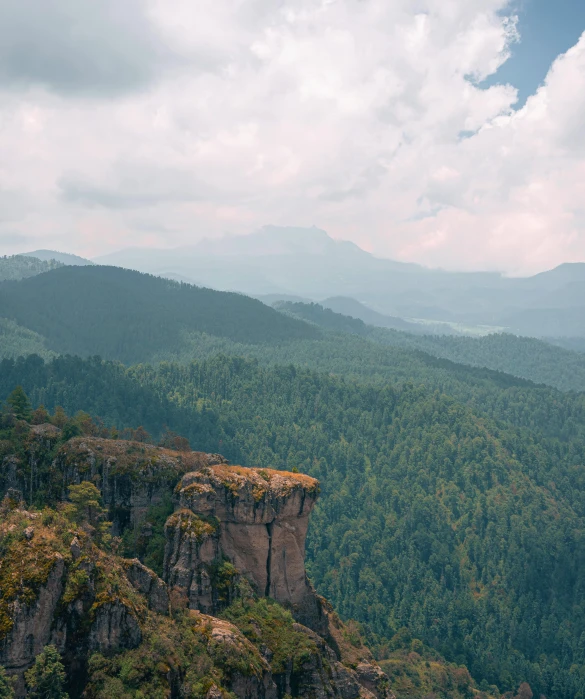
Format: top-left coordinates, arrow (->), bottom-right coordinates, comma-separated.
11,227 -> 585,338
319,296 -> 453,334
94,226 -> 585,338
2,263 -> 585,391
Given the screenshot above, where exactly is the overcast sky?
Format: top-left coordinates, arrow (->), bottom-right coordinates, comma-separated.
0,0 -> 584,273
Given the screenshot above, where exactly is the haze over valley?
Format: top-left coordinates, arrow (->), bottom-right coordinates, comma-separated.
2,1 -> 585,698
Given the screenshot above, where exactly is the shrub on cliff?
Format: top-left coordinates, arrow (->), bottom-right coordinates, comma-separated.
65,482 -> 112,546
0,666 -> 15,699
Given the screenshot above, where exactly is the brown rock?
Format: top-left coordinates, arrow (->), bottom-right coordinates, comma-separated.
356,662 -> 395,699
195,612 -> 277,699
167,465 -> 320,619
56,438 -> 227,534
124,559 -> 170,615
70,536 -> 82,560
0,555 -> 66,696
88,600 -> 142,653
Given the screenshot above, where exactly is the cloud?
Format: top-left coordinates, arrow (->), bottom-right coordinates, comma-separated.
0,232 -> 29,247
388,33 -> 585,273
0,0 -> 167,95
0,0 -> 583,273
59,163 -> 225,209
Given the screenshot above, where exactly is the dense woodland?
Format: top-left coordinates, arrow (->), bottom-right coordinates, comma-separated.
1,353 -> 585,698
0,266 -> 318,363
2,266 -> 585,392
2,263 -> 585,697
279,301 -> 585,392
0,255 -> 63,282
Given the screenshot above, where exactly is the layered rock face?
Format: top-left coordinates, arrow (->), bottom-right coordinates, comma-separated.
0,509 -> 148,697
163,463 -> 392,698
56,437 -> 229,534
0,431 -> 228,535
164,465 -> 321,620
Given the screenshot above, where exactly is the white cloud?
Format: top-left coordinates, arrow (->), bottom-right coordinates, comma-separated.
0,0 -> 582,273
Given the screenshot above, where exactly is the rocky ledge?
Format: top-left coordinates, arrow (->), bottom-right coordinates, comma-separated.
0,440 -> 392,699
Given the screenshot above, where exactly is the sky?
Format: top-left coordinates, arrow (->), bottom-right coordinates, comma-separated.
0,0 -> 584,274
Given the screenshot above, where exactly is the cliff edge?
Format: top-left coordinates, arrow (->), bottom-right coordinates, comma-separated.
0,431 -> 392,699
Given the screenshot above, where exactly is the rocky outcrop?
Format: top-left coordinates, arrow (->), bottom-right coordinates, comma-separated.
56,438 -> 228,534
124,558 -> 170,614
201,613 -> 278,699
1,440 -> 393,699
287,622 -> 363,699
165,465 -> 321,622
163,463 -> 393,699
0,508 -> 146,697
0,555 -> 66,696
88,601 -> 142,653
0,423 -> 61,502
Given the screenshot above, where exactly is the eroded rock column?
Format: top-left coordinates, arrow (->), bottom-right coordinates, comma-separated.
164,465 -> 320,617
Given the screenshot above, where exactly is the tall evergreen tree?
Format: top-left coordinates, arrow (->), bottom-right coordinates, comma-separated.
6,385 -> 31,421
24,645 -> 68,699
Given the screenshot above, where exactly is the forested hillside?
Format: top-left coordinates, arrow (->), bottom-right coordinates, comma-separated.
0,254 -> 63,282
3,266 -> 585,392
0,319 -> 56,361
0,266 -> 319,363
370,328 -> 585,392
279,301 -> 585,392
3,264 -> 585,698
2,353 -> 585,698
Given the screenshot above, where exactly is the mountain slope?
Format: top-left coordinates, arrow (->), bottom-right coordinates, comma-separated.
0,254 -> 63,282
275,300 -> 585,392
3,266 -> 584,392
0,318 -> 56,361
93,226 -> 585,336
0,265 -> 319,363
320,297 -> 429,332
22,249 -> 94,266
2,354 -> 585,698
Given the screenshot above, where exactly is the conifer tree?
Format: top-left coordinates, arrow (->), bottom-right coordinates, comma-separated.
24,645 -> 68,699
31,404 -> 49,425
6,385 -> 32,421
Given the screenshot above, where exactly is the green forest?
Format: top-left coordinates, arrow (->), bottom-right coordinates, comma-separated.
0,255 -> 63,282
278,300 -> 585,392
0,266 -> 318,363
2,263 -> 585,698
2,265 -> 585,393
2,351 -> 585,698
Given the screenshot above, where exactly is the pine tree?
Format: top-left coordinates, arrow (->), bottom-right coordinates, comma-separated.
51,406 -> 68,429
24,645 -> 68,699
65,482 -> 112,545
6,385 -> 32,421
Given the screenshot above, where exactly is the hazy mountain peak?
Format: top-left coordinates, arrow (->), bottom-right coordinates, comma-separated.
192,225 -> 342,257
22,250 -> 94,266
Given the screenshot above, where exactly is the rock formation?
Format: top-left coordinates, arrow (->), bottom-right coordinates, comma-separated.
0,432 -> 228,533
163,463 -> 391,698
164,465 -> 322,623
0,436 -> 392,698
55,437 -> 228,534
